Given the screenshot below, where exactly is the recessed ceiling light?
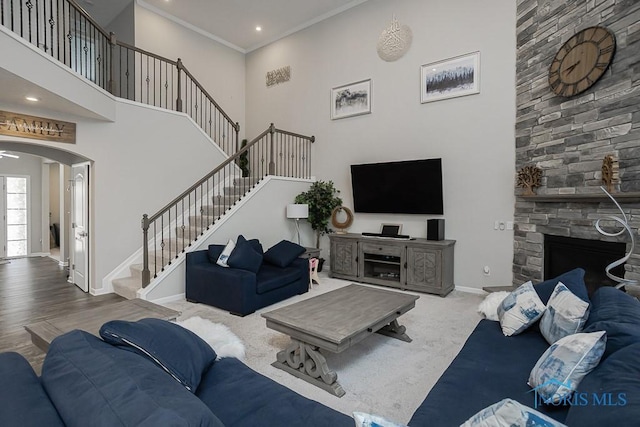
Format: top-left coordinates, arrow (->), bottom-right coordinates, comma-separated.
25,96 -> 39,102
256,26 -> 262,32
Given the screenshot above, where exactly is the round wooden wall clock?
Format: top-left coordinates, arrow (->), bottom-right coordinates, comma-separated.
548,26 -> 616,97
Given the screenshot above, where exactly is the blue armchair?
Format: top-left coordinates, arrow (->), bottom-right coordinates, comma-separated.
186,239 -> 309,316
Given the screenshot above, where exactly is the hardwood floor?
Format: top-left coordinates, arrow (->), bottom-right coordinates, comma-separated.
0,257 -> 124,373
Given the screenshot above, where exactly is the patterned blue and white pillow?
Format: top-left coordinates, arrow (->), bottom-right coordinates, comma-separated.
216,239 -> 235,267
497,281 -> 546,336
528,331 -> 606,404
539,282 -> 590,344
353,412 -> 406,427
461,398 -> 567,427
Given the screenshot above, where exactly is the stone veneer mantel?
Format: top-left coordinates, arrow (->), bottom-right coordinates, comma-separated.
518,192 -> 640,203
513,0 -> 640,286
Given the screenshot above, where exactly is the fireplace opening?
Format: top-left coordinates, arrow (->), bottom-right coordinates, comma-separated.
544,235 -> 626,295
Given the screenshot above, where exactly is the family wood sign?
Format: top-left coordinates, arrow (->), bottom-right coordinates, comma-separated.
0,110 -> 76,144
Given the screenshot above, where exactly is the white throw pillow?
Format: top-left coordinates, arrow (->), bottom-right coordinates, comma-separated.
528,331 -> 606,404
461,398 -> 567,427
539,282 -> 590,345
478,291 -> 510,321
216,239 -> 236,267
497,281 -> 546,336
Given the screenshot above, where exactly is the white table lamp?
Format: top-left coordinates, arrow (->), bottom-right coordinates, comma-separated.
287,204 -> 309,245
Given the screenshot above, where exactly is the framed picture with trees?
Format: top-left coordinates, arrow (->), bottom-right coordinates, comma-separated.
421,52 -> 480,103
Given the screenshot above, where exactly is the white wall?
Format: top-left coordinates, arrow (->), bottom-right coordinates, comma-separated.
145,177 -> 314,301
2,101 -> 230,292
0,153 -> 43,254
49,163 -> 60,229
245,0 -> 517,289
106,2 -> 136,46
134,5 -> 246,136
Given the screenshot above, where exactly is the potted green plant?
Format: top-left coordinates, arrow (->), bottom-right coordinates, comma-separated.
295,181 -> 342,271
238,139 -> 250,177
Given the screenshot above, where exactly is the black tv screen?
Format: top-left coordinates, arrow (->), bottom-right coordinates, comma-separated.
350,159 -> 443,214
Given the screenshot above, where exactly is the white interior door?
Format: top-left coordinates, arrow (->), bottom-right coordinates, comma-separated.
0,177 -> 5,259
71,163 -> 89,292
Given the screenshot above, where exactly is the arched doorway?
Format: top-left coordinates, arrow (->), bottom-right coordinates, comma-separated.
0,140 -> 92,292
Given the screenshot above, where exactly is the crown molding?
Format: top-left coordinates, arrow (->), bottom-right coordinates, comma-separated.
136,0 -> 246,53
136,0 -> 370,54
245,0 -> 369,53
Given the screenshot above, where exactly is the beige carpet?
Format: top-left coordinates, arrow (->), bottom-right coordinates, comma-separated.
164,273 -> 484,424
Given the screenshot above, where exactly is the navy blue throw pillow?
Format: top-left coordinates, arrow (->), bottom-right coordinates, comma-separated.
248,238 -> 264,255
100,318 -> 216,393
207,244 -> 225,264
583,286 -> 640,359
533,268 -> 588,305
228,235 -> 263,273
263,240 -> 306,268
42,330 -> 223,427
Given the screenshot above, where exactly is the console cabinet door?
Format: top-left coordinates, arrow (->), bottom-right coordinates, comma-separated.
330,238 -> 358,277
406,247 -> 441,292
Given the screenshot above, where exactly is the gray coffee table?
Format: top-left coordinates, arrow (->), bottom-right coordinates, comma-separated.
261,284 -> 419,397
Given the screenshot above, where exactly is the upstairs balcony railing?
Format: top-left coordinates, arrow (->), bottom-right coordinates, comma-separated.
1,1 -> 318,288
141,124 -> 315,286
0,0 -> 239,154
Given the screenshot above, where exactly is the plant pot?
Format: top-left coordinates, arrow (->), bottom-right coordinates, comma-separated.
317,258 -> 325,273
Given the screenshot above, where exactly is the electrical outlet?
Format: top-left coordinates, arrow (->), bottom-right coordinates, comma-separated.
506,221 -> 514,230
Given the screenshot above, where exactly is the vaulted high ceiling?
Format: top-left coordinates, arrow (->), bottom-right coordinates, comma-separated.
78,0 -> 369,52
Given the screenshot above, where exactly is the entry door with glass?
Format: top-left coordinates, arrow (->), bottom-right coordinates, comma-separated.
3,176 -> 29,258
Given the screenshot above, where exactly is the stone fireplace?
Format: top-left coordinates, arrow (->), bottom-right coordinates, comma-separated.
513,195 -> 640,289
514,1 -> 640,288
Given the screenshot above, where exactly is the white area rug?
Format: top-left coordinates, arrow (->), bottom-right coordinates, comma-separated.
176,316 -> 245,361
164,273 -> 483,424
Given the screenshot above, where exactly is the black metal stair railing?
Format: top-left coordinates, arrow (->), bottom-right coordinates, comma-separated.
0,1 -> 316,288
140,124 -> 315,287
0,0 -> 240,154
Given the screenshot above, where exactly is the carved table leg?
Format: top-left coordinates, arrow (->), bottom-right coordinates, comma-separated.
273,339 -> 345,397
377,319 -> 412,342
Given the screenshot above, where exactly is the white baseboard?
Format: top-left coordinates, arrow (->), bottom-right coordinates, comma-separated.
149,293 -> 185,305
455,285 -> 488,295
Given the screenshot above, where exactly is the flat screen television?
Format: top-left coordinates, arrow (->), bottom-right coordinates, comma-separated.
350,158 -> 443,214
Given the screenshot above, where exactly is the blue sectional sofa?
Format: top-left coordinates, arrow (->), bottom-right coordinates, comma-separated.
1,319 -> 352,427
186,238 -> 309,316
6,269 -> 640,426
409,271 -> 640,426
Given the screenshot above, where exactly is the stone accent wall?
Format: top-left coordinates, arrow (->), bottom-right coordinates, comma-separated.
514,0 -> 640,284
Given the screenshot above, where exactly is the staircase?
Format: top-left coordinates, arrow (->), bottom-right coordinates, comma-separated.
112,177 -> 259,299
1,0 -> 316,299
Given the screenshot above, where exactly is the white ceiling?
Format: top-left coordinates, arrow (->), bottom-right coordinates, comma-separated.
78,0 -> 368,53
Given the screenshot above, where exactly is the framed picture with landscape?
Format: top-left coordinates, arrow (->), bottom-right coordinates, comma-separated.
420,51 -> 480,103
331,79 -> 372,120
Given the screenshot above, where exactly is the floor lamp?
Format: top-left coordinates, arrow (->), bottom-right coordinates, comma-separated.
286,204 -> 309,245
